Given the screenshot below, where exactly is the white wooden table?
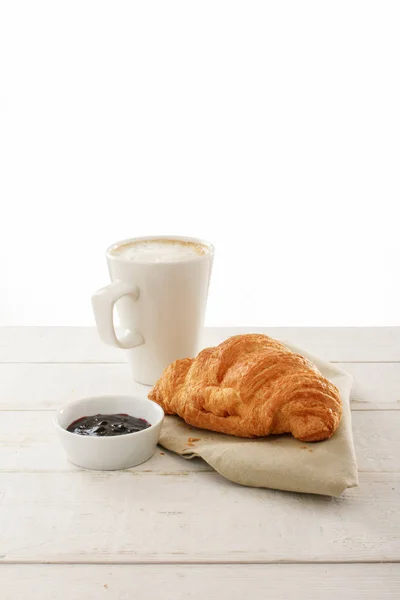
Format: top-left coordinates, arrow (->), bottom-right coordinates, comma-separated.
1,327 -> 400,599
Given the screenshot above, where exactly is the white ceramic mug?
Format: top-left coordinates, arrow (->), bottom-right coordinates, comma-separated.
92,235 -> 214,385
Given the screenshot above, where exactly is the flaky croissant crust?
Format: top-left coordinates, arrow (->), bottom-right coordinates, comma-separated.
149,334 -> 342,442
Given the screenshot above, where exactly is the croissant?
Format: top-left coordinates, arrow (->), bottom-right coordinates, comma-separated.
149,334 -> 342,442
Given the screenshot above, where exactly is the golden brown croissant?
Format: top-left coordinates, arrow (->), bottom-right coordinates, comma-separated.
149,334 -> 342,442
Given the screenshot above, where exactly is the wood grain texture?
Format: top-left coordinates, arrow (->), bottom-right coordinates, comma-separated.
0,472 -> 399,563
1,564 -> 400,600
1,410 -> 399,473
0,326 -> 399,590
1,327 -> 399,362
0,362 -> 398,411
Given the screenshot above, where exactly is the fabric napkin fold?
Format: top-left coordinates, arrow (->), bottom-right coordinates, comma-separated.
158,341 -> 358,496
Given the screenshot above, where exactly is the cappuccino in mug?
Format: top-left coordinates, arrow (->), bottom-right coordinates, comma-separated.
92,236 -> 214,385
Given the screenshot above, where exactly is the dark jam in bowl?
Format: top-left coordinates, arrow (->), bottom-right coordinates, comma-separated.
66,413 -> 151,437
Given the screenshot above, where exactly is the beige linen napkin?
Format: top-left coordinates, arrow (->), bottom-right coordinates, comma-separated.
158,341 -> 358,496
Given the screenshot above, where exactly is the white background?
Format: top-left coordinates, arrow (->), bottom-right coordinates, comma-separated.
0,1 -> 399,326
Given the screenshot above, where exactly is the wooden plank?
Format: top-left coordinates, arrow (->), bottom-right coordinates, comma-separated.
1,327 -> 399,363
0,363 -> 146,410
0,410 -> 398,473
204,327 -> 400,363
0,472 -> 399,563
1,564 -> 400,600
0,411 -> 209,472
343,362 -> 400,410
0,362 -> 398,411
0,327 -> 121,363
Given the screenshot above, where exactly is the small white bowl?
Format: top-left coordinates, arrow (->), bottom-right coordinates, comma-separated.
54,395 -> 164,470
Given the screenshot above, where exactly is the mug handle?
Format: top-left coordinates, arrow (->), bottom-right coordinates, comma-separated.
91,280 -> 144,350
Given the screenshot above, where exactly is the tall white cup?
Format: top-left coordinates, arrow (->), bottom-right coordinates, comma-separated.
91,236 -> 214,385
